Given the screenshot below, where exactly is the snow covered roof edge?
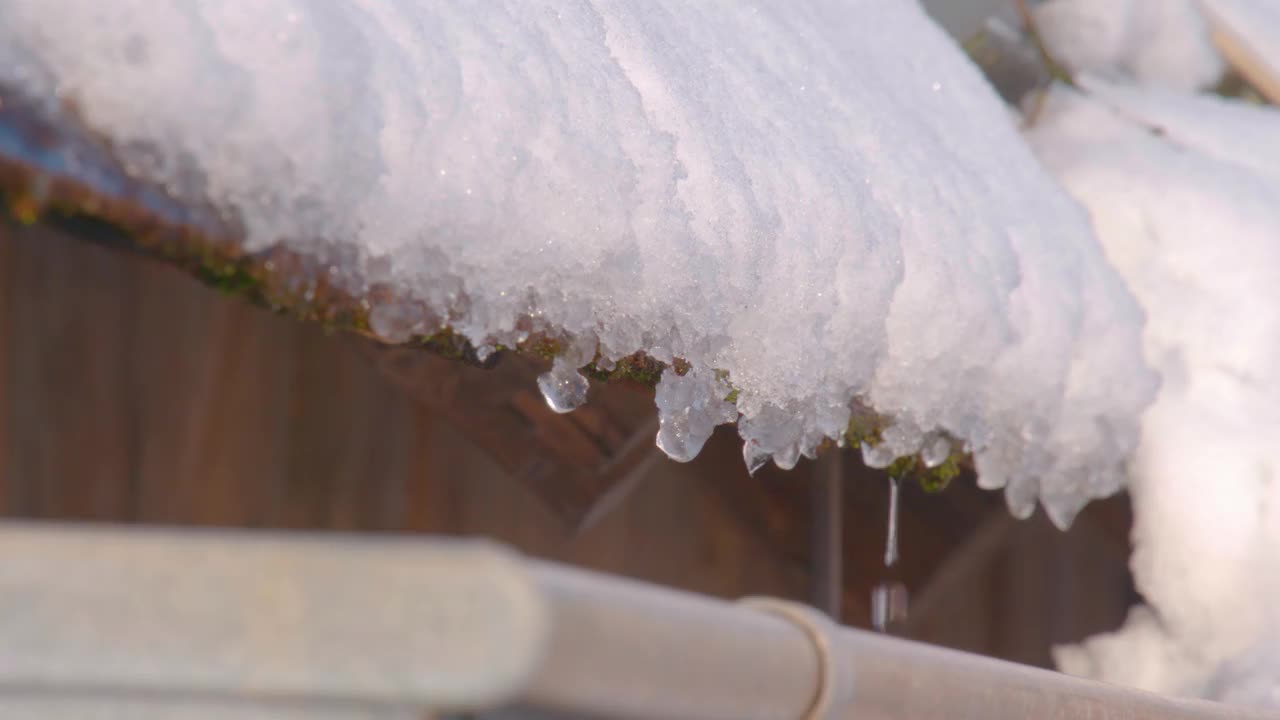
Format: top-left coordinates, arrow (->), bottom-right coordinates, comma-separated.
0,0 -> 1158,527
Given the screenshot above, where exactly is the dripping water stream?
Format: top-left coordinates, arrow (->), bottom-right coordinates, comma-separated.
884,476 -> 901,567
872,476 -> 909,633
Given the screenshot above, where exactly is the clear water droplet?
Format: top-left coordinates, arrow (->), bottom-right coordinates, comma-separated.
921,433 -> 951,468
773,444 -> 800,471
861,441 -> 895,469
871,581 -> 909,632
656,411 -> 703,462
884,477 -> 901,567
537,359 -> 589,414
655,367 -> 736,462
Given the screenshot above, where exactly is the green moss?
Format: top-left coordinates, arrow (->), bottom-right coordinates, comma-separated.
622,360 -> 665,385
886,456 -> 915,481
857,449 -> 963,493
194,260 -> 260,299
590,352 -> 666,386
520,335 -> 563,361
844,408 -> 884,449
347,308 -> 371,333
418,327 -> 472,360
918,454 -> 960,494
6,190 -> 40,225
711,369 -> 740,403
1,159 -> 968,491
579,362 -> 612,383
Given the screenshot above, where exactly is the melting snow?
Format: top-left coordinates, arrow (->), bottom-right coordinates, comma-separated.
0,1 -> 1156,522
7,0 -> 1280,708
1029,81 -> 1280,707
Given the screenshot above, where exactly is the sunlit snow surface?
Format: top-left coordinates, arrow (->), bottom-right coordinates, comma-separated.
1034,0 -> 1224,91
0,0 -> 1155,522
1035,0 -> 1280,95
1030,82 -> 1280,707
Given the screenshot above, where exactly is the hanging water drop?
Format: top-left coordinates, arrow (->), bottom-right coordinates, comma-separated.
884,476 -> 901,567
537,358 -> 589,413
773,444 -> 801,471
655,367 -> 737,462
921,433 -> 951,468
861,441 -> 895,469
1003,476 -> 1040,520
871,581 -> 909,632
873,469 -> 908,632
656,412 -> 701,462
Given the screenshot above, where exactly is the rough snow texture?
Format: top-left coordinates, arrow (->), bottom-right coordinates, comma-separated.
1029,83 -> 1280,708
1035,0 -> 1225,91
0,1 -> 1155,521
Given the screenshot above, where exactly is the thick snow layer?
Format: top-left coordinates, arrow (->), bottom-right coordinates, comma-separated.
1028,84 -> 1280,706
0,1 -> 1155,520
1034,0 -> 1224,91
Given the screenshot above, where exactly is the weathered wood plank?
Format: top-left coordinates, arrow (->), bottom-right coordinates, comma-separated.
5,227 -> 137,520
279,329 -> 418,531
0,226 -> 11,511
130,255 -> 294,527
362,343 -> 661,530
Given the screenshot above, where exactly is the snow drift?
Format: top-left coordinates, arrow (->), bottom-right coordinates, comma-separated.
1030,79 -> 1280,707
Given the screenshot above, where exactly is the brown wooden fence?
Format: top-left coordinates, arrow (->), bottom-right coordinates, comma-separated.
0,222 -> 1138,667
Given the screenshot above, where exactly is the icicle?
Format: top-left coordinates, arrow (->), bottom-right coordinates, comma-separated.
873,476 -> 908,632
